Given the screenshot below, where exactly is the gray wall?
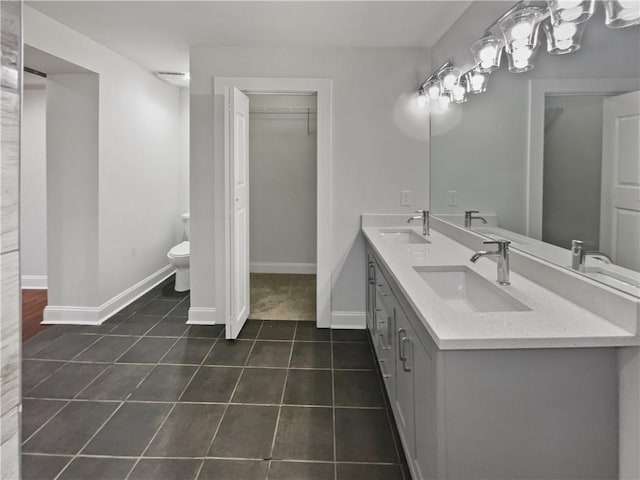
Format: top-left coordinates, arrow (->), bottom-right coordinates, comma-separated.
190,46 -> 430,321
46,73 -> 100,306
21,86 -> 48,285
248,94 -> 317,269
26,6 -> 184,310
543,95 -> 607,250
430,2 -> 640,234
0,1 -> 22,477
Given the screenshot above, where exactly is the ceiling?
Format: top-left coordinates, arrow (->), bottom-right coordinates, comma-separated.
27,1 -> 472,73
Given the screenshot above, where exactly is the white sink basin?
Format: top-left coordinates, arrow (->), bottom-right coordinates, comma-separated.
565,266 -> 640,296
414,266 -> 531,314
379,229 -> 430,244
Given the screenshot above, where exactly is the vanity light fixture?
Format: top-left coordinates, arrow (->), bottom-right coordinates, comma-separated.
547,0 -> 596,24
470,33 -> 505,73
543,19 -> 587,53
604,0 -> 640,27
415,0 -> 637,112
499,6 -> 546,73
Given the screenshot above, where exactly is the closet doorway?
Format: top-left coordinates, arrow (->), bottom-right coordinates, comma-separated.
247,93 -> 318,323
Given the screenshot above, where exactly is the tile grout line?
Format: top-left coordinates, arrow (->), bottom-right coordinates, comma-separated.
51,400 -> 127,480
120,311 -> 212,480
193,320 -> 266,480
266,321 -> 299,477
331,328 -> 338,480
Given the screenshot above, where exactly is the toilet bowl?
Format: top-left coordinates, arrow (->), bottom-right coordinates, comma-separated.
168,213 -> 190,292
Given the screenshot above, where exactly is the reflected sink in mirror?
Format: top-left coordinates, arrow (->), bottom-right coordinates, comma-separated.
564,266 -> 640,297
379,229 -> 430,244
414,266 -> 531,314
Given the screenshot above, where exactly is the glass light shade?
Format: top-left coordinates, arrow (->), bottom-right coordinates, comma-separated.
547,0 -> 595,24
450,80 -> 468,104
605,0 -> 640,28
466,70 -> 488,94
470,34 -> 504,73
424,78 -> 442,100
543,19 -> 586,54
438,66 -> 462,93
505,44 -> 539,73
499,6 -> 545,51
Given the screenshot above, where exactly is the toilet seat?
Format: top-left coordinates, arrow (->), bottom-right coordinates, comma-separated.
168,241 -> 190,258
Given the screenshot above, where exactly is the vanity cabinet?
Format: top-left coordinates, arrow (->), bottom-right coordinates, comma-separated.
365,245 -> 618,480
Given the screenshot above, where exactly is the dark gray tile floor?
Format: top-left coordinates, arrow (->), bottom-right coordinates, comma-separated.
22,277 -> 407,480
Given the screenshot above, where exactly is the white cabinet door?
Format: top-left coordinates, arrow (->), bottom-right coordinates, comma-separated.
413,340 -> 437,480
394,306 -> 415,462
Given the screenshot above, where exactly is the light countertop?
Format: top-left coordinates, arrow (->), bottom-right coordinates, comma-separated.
362,220 -> 640,350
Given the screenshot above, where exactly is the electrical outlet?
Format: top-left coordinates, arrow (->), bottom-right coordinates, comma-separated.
401,190 -> 412,206
447,190 -> 458,206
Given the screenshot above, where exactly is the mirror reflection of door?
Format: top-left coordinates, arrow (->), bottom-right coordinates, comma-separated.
600,91 -> 640,271
542,91 -> 640,272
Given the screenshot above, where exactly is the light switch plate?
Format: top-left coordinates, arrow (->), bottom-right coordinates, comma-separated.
448,190 -> 458,206
401,190 -> 412,206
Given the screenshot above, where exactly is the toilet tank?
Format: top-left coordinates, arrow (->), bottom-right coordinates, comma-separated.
181,213 -> 190,240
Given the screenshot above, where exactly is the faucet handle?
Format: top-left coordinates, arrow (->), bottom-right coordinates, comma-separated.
465,210 -> 479,215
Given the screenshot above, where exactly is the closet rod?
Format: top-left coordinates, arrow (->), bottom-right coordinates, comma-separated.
249,111 -> 317,114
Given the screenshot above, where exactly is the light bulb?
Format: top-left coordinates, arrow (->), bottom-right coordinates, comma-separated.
618,0 -> 640,20
554,23 -> 578,40
469,73 -> 486,92
512,46 -> 533,62
439,95 -> 450,110
511,21 -> 533,40
443,73 -> 457,91
479,45 -> 497,63
427,83 -> 441,100
557,0 -> 582,8
416,93 -> 428,108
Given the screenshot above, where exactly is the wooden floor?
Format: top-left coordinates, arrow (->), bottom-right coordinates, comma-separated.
22,289 -> 48,342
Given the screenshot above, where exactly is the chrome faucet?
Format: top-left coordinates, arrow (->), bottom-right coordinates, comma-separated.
464,210 -> 488,228
407,210 -> 429,236
470,240 -> 511,285
571,240 -> 613,272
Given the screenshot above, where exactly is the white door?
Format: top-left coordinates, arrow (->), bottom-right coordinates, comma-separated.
600,91 -> 640,271
226,87 -> 250,339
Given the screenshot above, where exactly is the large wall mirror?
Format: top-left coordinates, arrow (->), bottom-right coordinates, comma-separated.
430,1 -> 640,297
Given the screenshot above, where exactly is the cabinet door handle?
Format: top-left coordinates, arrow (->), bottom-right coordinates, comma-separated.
401,337 -> 411,372
398,328 -> 407,361
379,333 -> 389,350
368,263 -> 375,285
379,359 -> 391,379
388,309 -> 394,344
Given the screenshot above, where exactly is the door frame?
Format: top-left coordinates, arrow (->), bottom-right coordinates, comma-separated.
526,77 -> 639,239
215,76 -> 333,329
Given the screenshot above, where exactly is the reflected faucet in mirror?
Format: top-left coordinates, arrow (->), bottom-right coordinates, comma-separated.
464,210 -> 488,228
571,239 -> 613,273
471,240 -> 511,285
408,210 -> 430,236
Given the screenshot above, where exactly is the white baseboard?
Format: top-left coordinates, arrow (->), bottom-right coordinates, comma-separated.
21,275 -> 47,289
187,307 -> 218,325
331,311 -> 366,329
250,262 -> 316,274
43,265 -> 175,325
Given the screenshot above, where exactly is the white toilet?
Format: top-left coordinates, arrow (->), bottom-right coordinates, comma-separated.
168,213 -> 190,292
